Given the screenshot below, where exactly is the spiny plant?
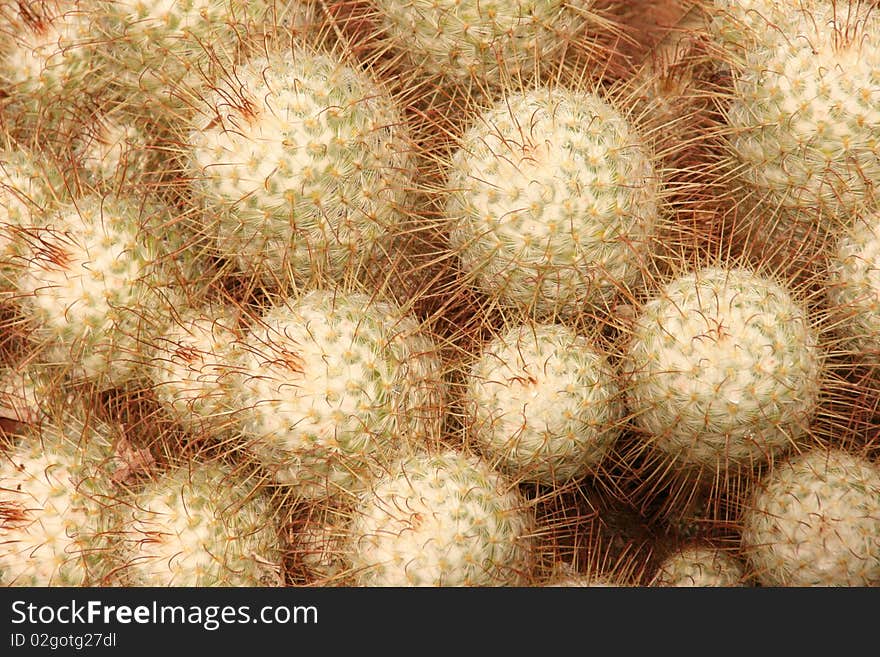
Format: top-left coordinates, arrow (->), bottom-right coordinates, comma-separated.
459,319 -> 626,487
341,446 -> 537,586
738,443 -> 880,586
439,80 -> 663,322
649,541 -> 749,586
0,408 -> 132,586
7,192 -> 207,389
705,0 -> 880,274
114,456 -> 285,586
178,40 -> 418,293
224,287 -> 447,501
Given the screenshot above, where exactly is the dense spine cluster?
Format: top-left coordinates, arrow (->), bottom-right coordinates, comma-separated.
445,85 -> 659,319
624,266 -> 823,470
463,321 -> 624,485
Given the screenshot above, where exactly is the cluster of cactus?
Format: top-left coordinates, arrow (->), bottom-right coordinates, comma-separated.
2,0 -> 880,589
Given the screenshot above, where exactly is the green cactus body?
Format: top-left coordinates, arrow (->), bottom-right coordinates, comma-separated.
368,0 -> 579,89
624,266 -> 823,469
718,0 -> 880,225
0,2 -> 100,132
826,214 -> 880,363
741,447 -> 880,586
184,46 -> 414,289
118,460 -> 284,586
0,148 -> 65,293
464,321 -> 624,485
446,86 -> 659,319
11,194 -> 188,387
146,305 -> 244,436
650,545 -> 748,587
230,289 -> 446,498
0,415 -> 123,586
345,449 -> 535,586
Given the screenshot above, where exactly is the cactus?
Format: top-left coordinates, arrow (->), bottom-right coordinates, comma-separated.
714,0 -> 880,227
445,84 -> 660,320
826,212 -> 880,365
228,288 -> 446,499
10,193 -> 199,388
740,446 -> 880,586
623,265 -> 824,471
0,413 -> 126,586
462,320 -> 624,486
344,448 -> 535,586
182,44 -> 415,291
650,543 -> 748,587
116,459 -> 284,586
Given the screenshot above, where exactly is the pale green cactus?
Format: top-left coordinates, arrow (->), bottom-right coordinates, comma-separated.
650,544 -> 748,587
740,446 -> 880,586
345,449 -> 535,586
624,266 -> 824,469
716,0 -> 880,226
145,304 -> 245,436
0,413 -> 125,586
184,45 -> 415,290
826,213 -> 880,363
117,460 -> 284,586
11,194 -> 196,387
229,289 -> 446,499
365,0 -> 584,90
463,321 -> 624,485
445,85 -> 659,319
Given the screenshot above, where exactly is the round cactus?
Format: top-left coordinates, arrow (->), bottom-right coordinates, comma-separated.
344,448 -> 535,586
0,414 -> 125,586
624,265 -> 824,470
117,459 -> 284,586
0,1 -> 101,135
10,193 -> 197,387
716,0 -> 880,226
229,288 -> 446,499
826,213 -> 880,364
740,446 -> 880,586
184,45 -> 415,290
445,85 -> 659,319
363,0 -> 584,90
650,544 -> 748,587
463,321 -> 624,485
145,303 -> 245,437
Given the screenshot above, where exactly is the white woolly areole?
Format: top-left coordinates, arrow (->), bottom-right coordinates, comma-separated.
625,266 -> 823,467
0,422 -> 118,586
120,461 -> 283,586
187,48 -> 413,287
446,86 -> 658,318
14,195 -> 165,385
232,289 -> 445,497
827,214 -> 880,361
722,1 -> 880,222
651,546 -> 747,587
371,0 -> 576,87
741,447 -> 880,586
346,449 -> 534,586
465,322 -> 623,485
147,307 -> 244,434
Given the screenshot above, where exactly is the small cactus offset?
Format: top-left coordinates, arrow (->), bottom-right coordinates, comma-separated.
740,446 -> 880,586
650,543 -> 749,587
462,320 -> 624,486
